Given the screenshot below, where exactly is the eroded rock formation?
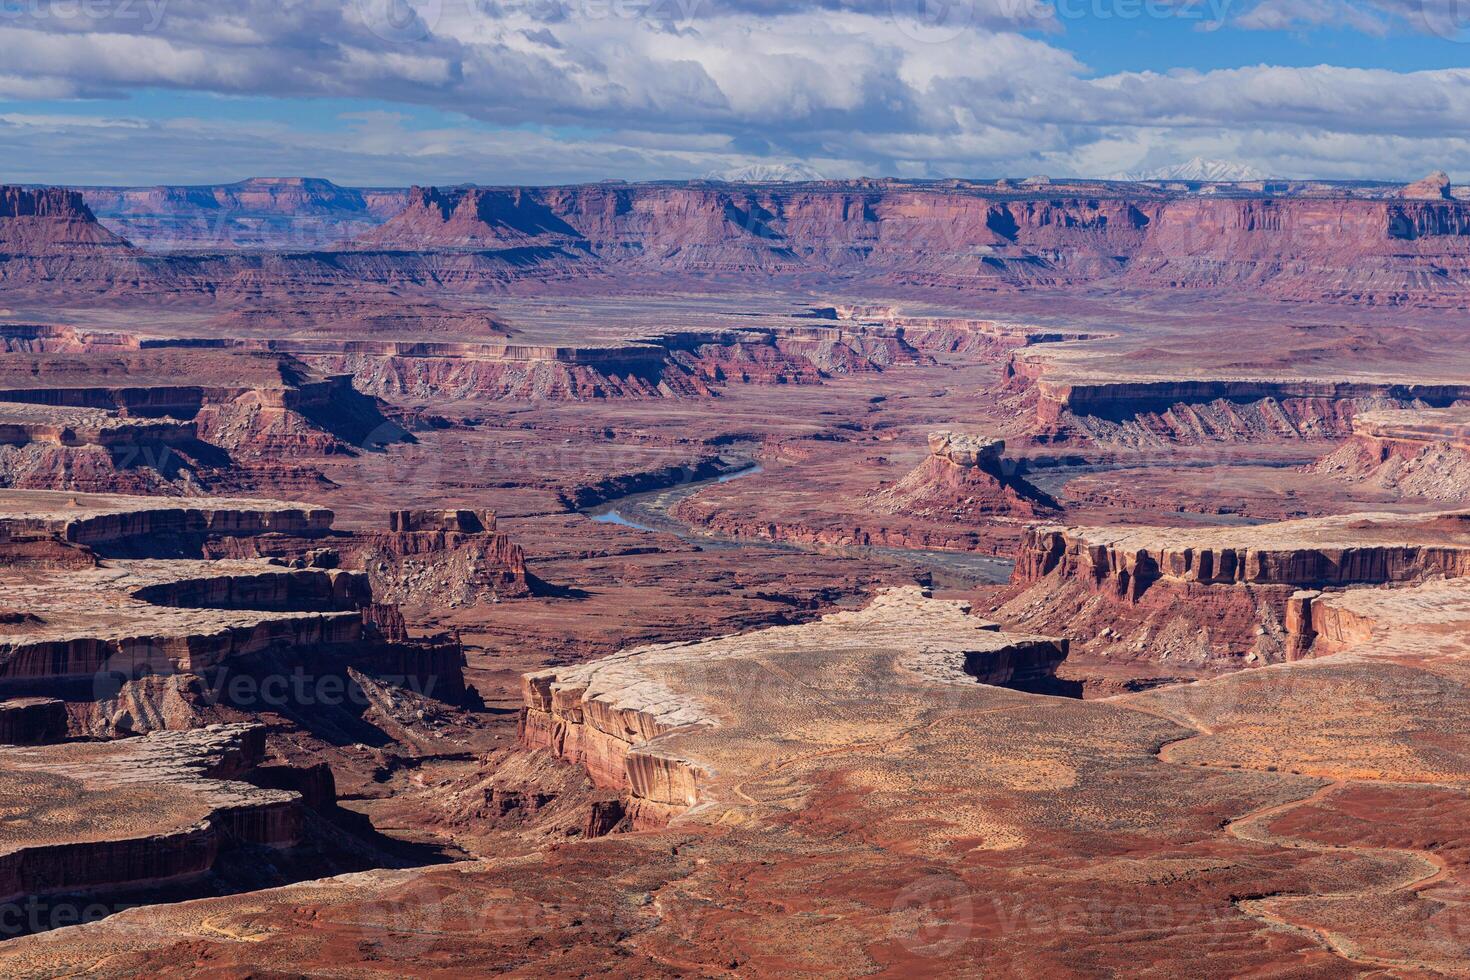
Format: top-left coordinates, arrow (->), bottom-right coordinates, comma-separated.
1310,405 -> 1470,501
0,328 -> 413,492
0,490 -> 470,736
0,724 -> 303,916
522,588 -> 1067,828
1403,171 -> 1453,201
872,430 -> 1057,520
352,508 -> 530,606
994,509 -> 1470,667
1005,348 -> 1470,446
12,180 -> 1470,304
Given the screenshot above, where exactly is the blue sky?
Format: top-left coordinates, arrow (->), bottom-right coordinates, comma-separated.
0,0 -> 1467,185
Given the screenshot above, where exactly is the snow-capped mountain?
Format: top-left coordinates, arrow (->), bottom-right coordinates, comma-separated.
1108,157 -> 1268,182
704,162 -> 826,182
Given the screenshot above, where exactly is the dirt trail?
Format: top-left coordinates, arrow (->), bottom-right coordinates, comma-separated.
1119,699 -> 1462,973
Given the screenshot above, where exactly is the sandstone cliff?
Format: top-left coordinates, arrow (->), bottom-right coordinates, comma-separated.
350,509 -> 531,606
1402,171 -> 1453,201
1309,406 -> 1470,501
10,180 -> 1470,304
355,183 -> 1470,304
522,588 -> 1067,828
993,509 -> 1470,667
1012,512 -> 1470,597
0,724 -> 304,912
872,430 -> 1057,520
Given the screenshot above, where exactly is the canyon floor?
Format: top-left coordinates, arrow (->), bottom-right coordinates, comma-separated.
4,177 -> 1470,974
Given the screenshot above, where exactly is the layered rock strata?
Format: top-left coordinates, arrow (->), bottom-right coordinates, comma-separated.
0,490 -> 332,553
1013,510 -> 1470,597
1310,406 -> 1470,501
0,560 -> 367,687
0,404 -> 195,449
522,588 -> 1067,828
1006,348 -> 1470,446
0,187 -> 138,257
996,509 -> 1470,667
12,574 -> 1470,971
352,509 -> 530,605
0,697 -> 68,745
0,333 -> 407,466
294,325 -> 923,400
0,724 -> 303,913
872,430 -> 1057,520
12,180 -> 1470,304
1284,577 -> 1470,658
0,491 -> 470,725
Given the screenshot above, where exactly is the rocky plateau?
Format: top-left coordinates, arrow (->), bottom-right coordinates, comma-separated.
2,169 -> 1470,975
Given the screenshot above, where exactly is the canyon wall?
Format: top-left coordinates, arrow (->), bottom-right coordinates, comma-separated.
521,589 -> 1070,828
994,511 -> 1470,667
1004,350 -> 1470,447
1012,518 -> 1470,598
0,724 -> 306,917
1123,197 -> 1470,302
354,184 -> 1470,303
520,659 -> 708,829
1310,407 -> 1470,501
10,182 -> 1470,304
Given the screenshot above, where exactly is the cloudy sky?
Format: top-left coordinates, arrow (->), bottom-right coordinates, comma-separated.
0,0 -> 1467,184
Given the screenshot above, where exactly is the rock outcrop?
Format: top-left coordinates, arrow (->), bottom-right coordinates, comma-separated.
352,509 -> 531,606
1013,510 -> 1470,597
9,179 -> 1470,304
293,325 -> 923,401
1403,171 -> 1453,201
1283,576 -> 1470,658
872,430 -> 1057,520
1005,347 -> 1470,447
0,490 -> 333,554
0,329 -> 410,490
0,403 -> 205,495
0,403 -> 195,450
0,697 -> 68,745
0,187 -> 137,255
0,490 -> 470,732
351,183 -> 1470,304
0,724 -> 306,919
522,588 -> 1067,828
1119,196 -> 1470,303
994,509 -> 1470,667
1309,406 -> 1470,501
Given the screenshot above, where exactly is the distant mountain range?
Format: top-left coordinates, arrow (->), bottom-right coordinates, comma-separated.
1108,157 -> 1269,182
703,163 -> 826,183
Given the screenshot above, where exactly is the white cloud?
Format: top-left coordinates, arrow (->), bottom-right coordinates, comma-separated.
0,0 -> 1464,182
